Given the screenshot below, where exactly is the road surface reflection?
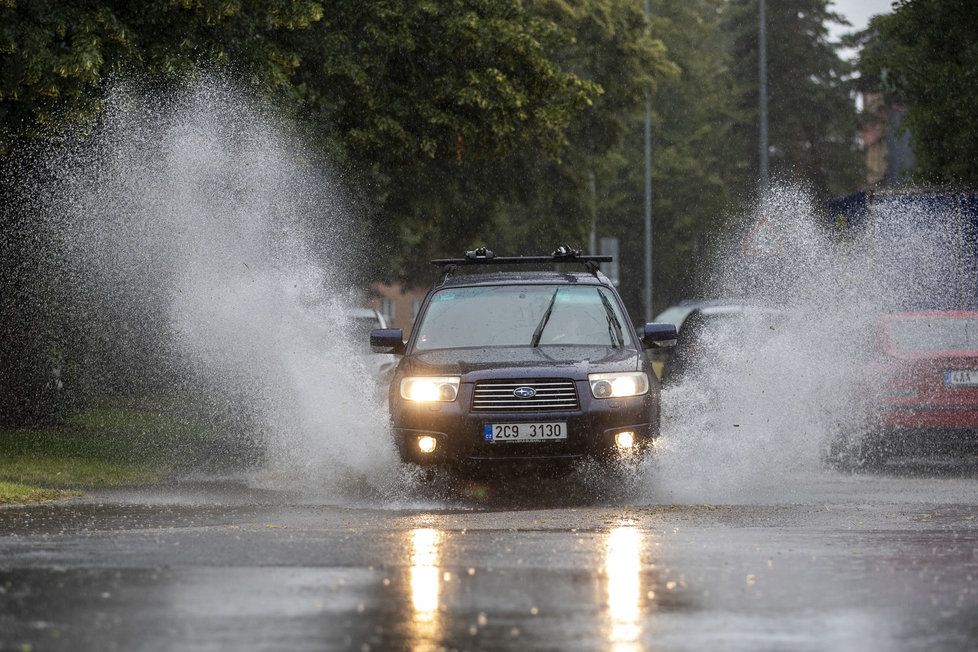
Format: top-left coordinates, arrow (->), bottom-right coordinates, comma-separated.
400,521 -> 657,650
606,525 -> 645,652
408,527 -> 443,651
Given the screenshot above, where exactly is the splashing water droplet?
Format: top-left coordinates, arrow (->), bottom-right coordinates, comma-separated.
31,77 -> 402,498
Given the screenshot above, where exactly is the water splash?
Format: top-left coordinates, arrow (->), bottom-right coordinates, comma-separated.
24,82 -> 975,505
651,184 -> 976,503
37,79 -> 400,496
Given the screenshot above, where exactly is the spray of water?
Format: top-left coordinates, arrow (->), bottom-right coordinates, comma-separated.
37,79 -> 401,496
23,78 -> 974,506
651,184 -> 975,503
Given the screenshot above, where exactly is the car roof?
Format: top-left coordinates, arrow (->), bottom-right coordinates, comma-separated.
695,304 -> 783,317
437,270 -> 610,289
654,299 -> 783,329
349,308 -> 380,319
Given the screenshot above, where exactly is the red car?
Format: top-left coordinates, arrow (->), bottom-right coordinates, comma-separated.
869,311 -> 978,461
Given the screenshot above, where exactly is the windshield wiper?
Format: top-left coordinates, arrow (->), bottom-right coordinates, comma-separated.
598,290 -> 625,348
530,289 -> 560,347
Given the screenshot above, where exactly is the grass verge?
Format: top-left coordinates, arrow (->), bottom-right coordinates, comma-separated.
0,481 -> 79,505
0,405 -> 213,503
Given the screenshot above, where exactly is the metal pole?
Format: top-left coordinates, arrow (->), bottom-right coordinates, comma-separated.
588,170 -> 597,255
643,0 -> 653,323
758,0 -> 769,192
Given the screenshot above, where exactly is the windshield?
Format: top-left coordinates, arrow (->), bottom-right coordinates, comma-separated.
887,317 -> 978,353
413,285 -> 633,352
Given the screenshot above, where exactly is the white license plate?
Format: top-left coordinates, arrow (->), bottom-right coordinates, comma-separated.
945,369 -> 978,387
484,422 -> 567,443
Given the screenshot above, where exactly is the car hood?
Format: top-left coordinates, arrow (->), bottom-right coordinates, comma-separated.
398,346 -> 642,379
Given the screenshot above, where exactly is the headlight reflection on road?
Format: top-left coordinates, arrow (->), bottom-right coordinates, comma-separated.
606,525 -> 644,652
408,527 -> 442,651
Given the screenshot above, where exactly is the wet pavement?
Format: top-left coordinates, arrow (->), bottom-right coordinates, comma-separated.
1,471 -> 978,651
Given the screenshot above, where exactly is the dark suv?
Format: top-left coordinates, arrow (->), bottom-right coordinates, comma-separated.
370,248 -> 676,471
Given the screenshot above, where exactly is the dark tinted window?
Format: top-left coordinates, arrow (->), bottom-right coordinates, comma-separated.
888,317 -> 978,352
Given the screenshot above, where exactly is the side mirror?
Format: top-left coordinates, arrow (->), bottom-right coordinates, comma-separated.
641,323 -> 677,349
370,328 -> 405,355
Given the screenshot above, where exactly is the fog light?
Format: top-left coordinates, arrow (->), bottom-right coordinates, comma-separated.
417,436 -> 437,454
615,431 -> 635,449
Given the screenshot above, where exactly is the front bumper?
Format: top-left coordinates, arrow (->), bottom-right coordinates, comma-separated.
391,379 -> 657,465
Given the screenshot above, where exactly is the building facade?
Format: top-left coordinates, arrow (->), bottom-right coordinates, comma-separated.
368,282 -> 428,333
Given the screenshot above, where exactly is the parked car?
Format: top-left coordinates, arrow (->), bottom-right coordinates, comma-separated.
351,308 -> 398,382
369,247 -> 676,474
351,307 -> 387,338
652,300 -> 782,383
867,311 -> 978,463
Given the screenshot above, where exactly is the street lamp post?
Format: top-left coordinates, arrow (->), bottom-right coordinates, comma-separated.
758,0 -> 769,191
643,0 -> 653,323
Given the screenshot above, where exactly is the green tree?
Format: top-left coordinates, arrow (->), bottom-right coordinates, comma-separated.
285,0 -> 612,278
476,0 -> 677,252
590,0 -> 744,314
860,0 -> 978,185
292,1 -> 597,167
0,0 -> 323,143
337,0 -> 677,279
723,0 -> 862,199
0,0 -> 677,423
0,0 -> 619,277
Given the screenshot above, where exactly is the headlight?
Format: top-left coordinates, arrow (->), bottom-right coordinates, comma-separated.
400,376 -> 460,402
588,372 -> 649,399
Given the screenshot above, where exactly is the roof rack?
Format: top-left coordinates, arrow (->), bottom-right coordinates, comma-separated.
431,246 -> 611,281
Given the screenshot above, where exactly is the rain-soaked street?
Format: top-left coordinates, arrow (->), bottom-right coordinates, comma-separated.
2,468 -> 978,652
5,0 -> 978,650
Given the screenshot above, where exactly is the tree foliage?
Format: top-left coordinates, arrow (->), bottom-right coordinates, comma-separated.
596,0 -> 744,314
0,1 -> 606,166
310,0 -> 677,279
860,0 -> 978,185
722,0 -> 861,199
292,1 -> 599,166
0,0 -> 671,277
0,0 -> 869,423
0,0 -> 323,138
472,0 -> 677,249
0,0 -> 676,424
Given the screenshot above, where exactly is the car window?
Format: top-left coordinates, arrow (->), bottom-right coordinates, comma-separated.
413,285 -> 634,351
675,310 -> 783,356
887,317 -> 978,353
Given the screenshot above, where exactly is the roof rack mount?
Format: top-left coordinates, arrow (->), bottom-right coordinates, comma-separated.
431,246 -> 611,268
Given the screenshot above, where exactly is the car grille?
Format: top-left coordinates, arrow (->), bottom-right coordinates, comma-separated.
471,379 -> 579,411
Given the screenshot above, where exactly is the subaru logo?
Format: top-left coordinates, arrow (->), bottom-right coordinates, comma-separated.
513,386 -> 537,399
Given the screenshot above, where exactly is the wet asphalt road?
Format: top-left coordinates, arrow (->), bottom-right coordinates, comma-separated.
1,470 -> 978,652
